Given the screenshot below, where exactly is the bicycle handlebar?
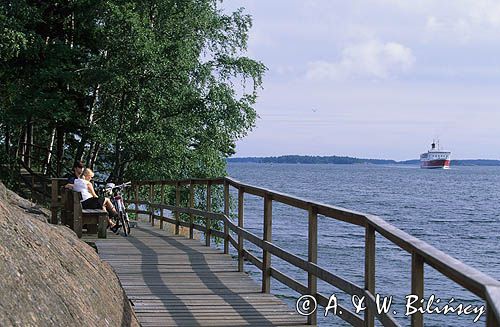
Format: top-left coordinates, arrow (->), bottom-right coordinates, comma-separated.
103,181 -> 131,192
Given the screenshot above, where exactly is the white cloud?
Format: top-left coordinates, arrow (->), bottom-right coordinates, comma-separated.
391,1 -> 500,44
457,0 -> 500,27
306,40 -> 415,81
383,0 -> 500,43
424,16 -> 472,44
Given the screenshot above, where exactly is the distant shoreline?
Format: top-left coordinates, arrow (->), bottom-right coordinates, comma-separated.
227,155 -> 500,166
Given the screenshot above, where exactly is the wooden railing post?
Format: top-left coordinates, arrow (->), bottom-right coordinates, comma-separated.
189,181 -> 194,239
51,179 -> 59,224
223,180 -> 229,254
150,183 -> 154,226
365,224 -> 375,327
73,192 -> 82,238
262,193 -> 272,293
160,182 -> 164,230
411,253 -> 424,327
205,181 -> 212,246
487,304 -> 500,327
307,206 -> 318,325
175,182 -> 180,235
238,188 -> 244,272
134,184 -> 139,216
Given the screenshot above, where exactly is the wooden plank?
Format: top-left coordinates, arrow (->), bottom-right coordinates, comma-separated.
205,181 -> 211,247
307,206 -> 318,325
94,222 -> 304,327
98,213 -> 107,238
486,285 -> 500,325
262,193 -> 272,293
134,184 -> 139,214
223,180 -> 229,254
154,206 -> 225,221
160,183 -> 164,230
131,300 -> 286,306
411,253 -> 424,327
212,229 -> 226,240
365,224 -> 375,327
243,250 -> 262,270
237,188 -> 244,272
189,182 -> 194,239
150,183 -> 154,225
316,293 -> 363,327
73,192 -> 82,238
271,267 -> 307,295
82,209 -> 107,214
363,291 -> 400,327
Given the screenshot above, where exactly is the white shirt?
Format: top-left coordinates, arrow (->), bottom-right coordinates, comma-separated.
73,178 -> 93,202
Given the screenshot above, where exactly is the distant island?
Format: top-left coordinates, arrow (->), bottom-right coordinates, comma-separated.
227,155 -> 500,166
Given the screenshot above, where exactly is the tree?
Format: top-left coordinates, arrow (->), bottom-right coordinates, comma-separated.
0,0 -> 265,186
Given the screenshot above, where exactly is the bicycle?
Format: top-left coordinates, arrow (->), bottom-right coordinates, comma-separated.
103,182 -> 132,236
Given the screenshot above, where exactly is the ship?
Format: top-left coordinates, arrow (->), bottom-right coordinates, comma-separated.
420,141 -> 451,169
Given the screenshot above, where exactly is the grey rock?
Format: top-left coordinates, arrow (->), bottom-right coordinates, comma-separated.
0,182 -> 140,327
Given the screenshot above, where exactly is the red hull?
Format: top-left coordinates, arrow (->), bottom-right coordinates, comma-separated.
421,160 -> 450,169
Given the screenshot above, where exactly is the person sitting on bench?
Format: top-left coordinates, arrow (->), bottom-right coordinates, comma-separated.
73,168 -> 120,233
64,160 -> 84,189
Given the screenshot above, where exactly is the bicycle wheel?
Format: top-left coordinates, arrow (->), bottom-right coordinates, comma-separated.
118,212 -> 127,236
123,219 -> 131,236
119,212 -> 130,236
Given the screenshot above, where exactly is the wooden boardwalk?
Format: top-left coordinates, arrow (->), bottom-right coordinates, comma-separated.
90,223 -> 308,326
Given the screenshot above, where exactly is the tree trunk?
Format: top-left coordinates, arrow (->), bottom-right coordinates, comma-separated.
85,141 -> 94,167
75,85 -> 100,161
120,161 -> 129,183
108,92 -> 127,182
17,125 -> 27,162
117,158 -> 128,183
75,141 -> 85,162
25,117 -> 33,168
108,134 -> 123,183
89,142 -> 100,170
56,126 -> 65,176
107,144 -> 122,183
5,127 -> 10,156
43,127 -> 56,175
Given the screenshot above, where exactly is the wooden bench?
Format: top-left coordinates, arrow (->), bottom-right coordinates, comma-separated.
60,189 -> 108,238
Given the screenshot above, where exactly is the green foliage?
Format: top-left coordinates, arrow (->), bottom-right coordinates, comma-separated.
0,0 -> 265,184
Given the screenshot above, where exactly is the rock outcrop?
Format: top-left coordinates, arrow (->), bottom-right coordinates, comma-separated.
0,182 -> 139,327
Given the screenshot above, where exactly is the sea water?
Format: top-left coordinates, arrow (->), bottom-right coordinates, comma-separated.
225,163 -> 500,327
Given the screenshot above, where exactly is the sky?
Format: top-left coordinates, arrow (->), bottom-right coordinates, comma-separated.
220,0 -> 500,160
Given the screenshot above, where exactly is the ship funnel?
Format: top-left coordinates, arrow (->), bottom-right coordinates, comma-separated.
431,142 -> 436,149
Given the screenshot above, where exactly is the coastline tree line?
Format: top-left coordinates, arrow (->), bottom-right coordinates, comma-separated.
227,156 -> 500,166
0,0 -> 265,189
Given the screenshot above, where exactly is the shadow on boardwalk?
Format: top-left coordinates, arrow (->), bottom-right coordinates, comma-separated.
95,223 -> 307,326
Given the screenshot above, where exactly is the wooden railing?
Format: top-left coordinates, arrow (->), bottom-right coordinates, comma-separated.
18,161 -> 53,204
125,177 -> 500,327
18,142 -> 57,176
50,178 -> 70,224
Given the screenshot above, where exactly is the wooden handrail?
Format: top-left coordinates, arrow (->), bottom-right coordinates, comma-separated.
132,178 -> 225,186
126,177 -> 500,327
18,142 -> 52,153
